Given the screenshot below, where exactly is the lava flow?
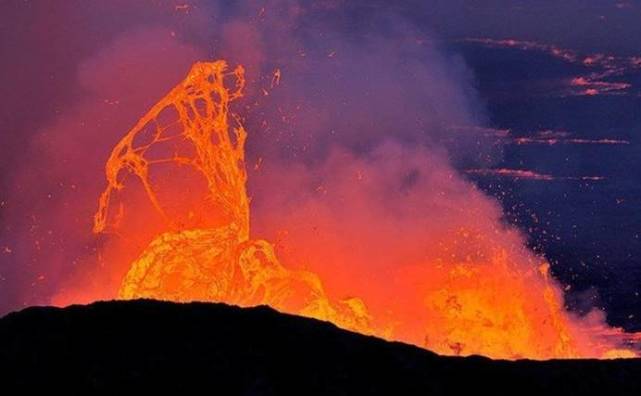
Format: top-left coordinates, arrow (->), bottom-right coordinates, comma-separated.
93,60 -> 638,360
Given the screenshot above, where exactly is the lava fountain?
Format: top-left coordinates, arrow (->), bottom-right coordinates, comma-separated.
93,60 -> 638,360
93,61 -> 370,334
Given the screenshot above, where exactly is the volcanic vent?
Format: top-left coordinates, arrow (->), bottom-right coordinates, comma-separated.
93,60 -> 638,360
93,61 -> 370,334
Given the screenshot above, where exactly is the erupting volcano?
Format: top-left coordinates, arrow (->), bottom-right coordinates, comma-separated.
93,61 -> 370,334
92,60 -> 638,360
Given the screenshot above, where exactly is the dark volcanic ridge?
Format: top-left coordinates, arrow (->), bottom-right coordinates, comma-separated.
1,299 -> 640,395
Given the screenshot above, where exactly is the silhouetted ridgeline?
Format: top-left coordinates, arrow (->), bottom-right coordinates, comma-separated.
1,299 -> 640,395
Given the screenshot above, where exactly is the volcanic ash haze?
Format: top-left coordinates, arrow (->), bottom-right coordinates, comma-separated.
0,0 -> 638,360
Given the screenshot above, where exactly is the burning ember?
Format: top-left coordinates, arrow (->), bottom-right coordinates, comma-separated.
93,60 -> 639,360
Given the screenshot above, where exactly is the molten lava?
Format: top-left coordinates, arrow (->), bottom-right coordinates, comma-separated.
93,61 -> 370,334
94,60 -> 638,360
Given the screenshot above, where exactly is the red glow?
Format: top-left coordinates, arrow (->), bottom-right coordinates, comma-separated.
52,61 -> 638,360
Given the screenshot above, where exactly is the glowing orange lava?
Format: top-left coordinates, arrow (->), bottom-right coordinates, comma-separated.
94,60 -> 638,360
94,61 -> 370,334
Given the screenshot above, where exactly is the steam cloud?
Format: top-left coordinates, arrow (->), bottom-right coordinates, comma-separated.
0,1 -> 626,357
0,0 -> 487,312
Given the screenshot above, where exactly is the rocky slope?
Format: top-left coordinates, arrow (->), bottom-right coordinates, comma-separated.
1,299 -> 640,394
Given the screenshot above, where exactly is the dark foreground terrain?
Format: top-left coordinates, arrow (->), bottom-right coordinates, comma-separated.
1,300 -> 640,395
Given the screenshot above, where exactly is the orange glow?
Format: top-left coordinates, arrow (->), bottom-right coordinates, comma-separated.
93,61 -> 370,334
92,61 -> 637,360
